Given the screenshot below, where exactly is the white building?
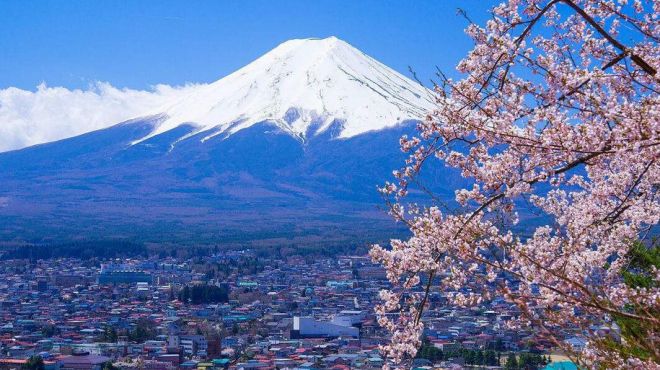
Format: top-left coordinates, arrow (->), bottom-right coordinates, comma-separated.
179,335 -> 208,356
331,310 -> 365,327
291,317 -> 359,338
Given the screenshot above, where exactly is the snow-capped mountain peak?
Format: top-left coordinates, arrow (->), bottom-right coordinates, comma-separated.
0,37 -> 449,244
140,36 -> 435,143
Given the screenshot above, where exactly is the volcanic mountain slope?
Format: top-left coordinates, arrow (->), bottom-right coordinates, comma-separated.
0,37 -> 461,246
139,36 -> 436,143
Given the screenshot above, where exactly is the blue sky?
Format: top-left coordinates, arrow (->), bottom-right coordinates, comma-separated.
0,1 -> 493,90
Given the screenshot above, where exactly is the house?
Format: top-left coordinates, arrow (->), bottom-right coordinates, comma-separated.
60,354 -> 111,370
0,359 -> 59,370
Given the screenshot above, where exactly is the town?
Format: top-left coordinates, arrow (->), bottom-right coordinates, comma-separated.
0,245 -> 558,370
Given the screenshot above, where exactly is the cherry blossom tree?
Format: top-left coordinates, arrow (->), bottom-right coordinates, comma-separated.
371,1 -> 659,368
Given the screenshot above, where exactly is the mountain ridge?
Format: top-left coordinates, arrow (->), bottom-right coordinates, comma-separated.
0,37 -> 458,246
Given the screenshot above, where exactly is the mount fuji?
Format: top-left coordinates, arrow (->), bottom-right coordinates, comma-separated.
0,37 -> 460,246
141,36 -> 435,143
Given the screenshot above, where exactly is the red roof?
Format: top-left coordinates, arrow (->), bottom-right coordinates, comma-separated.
0,359 -> 57,365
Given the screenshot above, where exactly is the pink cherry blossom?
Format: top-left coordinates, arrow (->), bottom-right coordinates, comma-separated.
372,1 -> 659,368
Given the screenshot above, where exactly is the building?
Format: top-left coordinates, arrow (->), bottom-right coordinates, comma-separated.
291,317 -> 359,339
60,354 -> 111,370
179,335 -> 208,357
98,271 -> 152,285
331,310 -> 365,328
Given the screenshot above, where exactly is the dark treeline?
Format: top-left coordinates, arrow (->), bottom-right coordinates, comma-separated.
178,284 -> 229,304
504,352 -> 550,369
1,241 -> 147,261
416,341 -> 549,369
416,346 -> 500,366
167,243 -> 372,261
1,238 -> 375,262
203,258 -> 265,279
251,244 -> 370,260
98,318 -> 157,343
20,356 -> 44,370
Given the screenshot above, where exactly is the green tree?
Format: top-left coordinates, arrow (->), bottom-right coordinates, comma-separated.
463,350 -> 475,365
485,350 -> 498,366
41,324 -> 59,337
21,356 -> 44,370
415,340 -> 443,362
605,241 -> 659,362
100,326 -> 118,343
475,350 -> 484,365
178,284 -> 228,304
179,285 -> 190,303
128,318 -> 157,343
102,362 -> 118,370
505,353 -> 518,370
517,352 -> 546,369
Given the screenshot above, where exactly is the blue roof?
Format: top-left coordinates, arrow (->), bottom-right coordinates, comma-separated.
544,362 -> 578,370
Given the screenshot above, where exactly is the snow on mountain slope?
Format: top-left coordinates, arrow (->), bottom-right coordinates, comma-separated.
139,36 -> 436,143
0,38 -> 455,244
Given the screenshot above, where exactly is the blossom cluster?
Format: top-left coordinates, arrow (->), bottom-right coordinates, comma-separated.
372,0 -> 659,368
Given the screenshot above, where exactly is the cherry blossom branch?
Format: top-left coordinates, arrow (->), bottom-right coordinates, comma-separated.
560,0 -> 657,76
374,1 -> 659,367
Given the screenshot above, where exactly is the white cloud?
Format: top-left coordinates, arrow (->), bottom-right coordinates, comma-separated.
0,82 -> 202,152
